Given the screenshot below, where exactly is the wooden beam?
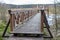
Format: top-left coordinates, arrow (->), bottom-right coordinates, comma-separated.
41,10 -> 44,32
9,10 -> 15,31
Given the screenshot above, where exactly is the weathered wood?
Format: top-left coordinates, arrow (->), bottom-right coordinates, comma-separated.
3,8 -> 53,39
41,10 -> 44,32
11,14 -> 15,31
9,9 -> 43,34
11,13 -> 42,34
9,10 -> 15,31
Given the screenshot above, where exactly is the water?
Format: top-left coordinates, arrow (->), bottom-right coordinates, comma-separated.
46,14 -> 56,26
46,14 -> 60,26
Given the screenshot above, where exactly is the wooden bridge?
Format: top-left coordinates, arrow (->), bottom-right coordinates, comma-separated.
2,8 -> 53,40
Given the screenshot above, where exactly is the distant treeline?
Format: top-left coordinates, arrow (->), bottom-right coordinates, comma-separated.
6,4 -> 54,8
0,2 -> 60,8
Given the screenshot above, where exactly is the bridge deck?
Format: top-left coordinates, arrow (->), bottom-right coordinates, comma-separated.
11,13 -> 41,34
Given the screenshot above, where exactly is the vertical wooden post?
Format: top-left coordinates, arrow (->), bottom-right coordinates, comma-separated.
41,10 -> 44,32
23,12 -> 25,21
21,12 -> 24,24
26,11 -> 28,18
8,10 -> 15,31
19,13 -> 21,23
24,12 -> 25,20
16,12 -> 20,24
28,11 -> 29,20
31,10 -> 32,16
25,12 -> 26,19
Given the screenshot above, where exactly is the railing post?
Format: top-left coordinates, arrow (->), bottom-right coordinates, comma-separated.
20,12 -> 22,22
28,11 -> 29,20
21,12 -> 23,24
8,10 -> 15,31
22,12 -> 24,23
41,10 -> 44,32
40,9 -> 53,38
31,10 -> 32,16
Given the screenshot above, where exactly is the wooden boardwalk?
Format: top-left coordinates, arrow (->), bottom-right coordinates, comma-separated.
12,13 -> 41,34
4,13 -> 44,40
3,9 -> 53,40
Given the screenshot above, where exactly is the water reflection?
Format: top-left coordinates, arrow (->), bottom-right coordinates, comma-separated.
46,14 -> 55,26
46,14 -> 60,26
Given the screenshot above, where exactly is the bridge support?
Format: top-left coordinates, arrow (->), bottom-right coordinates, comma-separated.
41,10 -> 44,32
40,10 -> 53,38
8,10 -> 15,31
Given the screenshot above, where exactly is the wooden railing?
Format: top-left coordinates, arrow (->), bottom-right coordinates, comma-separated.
8,9 -> 38,31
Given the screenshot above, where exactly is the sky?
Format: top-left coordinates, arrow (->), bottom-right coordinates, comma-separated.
0,0 -> 56,5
